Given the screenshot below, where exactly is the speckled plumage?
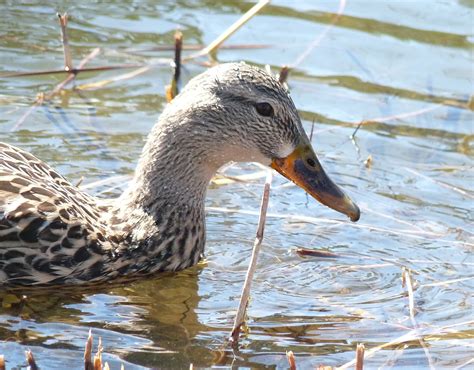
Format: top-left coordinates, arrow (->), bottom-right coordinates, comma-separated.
0,62 -> 343,286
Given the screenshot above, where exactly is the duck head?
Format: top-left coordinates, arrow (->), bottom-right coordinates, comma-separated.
168,62 -> 360,222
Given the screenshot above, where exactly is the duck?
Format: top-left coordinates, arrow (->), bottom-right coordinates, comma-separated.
0,62 -> 360,286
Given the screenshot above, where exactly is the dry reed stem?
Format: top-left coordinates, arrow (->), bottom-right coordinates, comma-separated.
286,351 -> 296,370
229,170 -> 272,344
58,13 -> 73,71
84,329 -> 93,370
0,355 -> 4,370
25,350 -> 38,370
174,31 -> 183,87
402,268 -> 435,370
291,0 -> 346,68
186,0 -> 270,61
166,31 -> 183,102
76,66 -> 151,91
355,343 -> 365,370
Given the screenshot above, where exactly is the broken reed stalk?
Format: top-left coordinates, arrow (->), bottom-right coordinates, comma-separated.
186,0 -> 270,61
58,13 -> 73,71
93,337 -> 103,370
278,65 -> 290,84
355,343 -> 365,370
84,329 -> 93,370
25,350 -> 38,370
402,268 -> 435,370
229,170 -> 273,344
286,351 -> 296,370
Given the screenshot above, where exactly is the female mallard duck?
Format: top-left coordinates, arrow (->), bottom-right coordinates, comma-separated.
0,62 -> 359,286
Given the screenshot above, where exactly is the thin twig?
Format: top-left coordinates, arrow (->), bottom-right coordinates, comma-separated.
402,267 -> 435,370
58,13 -> 73,71
2,63 -> 145,78
186,0 -> 270,61
229,170 -> 273,345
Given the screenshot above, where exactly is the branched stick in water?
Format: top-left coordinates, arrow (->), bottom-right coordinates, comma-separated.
229,170 -> 272,345
12,47 -> 101,131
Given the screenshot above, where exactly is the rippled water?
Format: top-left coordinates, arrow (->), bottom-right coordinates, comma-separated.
0,1 -> 473,369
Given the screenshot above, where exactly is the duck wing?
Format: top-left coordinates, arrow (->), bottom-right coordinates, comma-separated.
0,142 -> 108,285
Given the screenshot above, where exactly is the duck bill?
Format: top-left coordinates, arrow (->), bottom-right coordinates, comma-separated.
271,144 -> 360,222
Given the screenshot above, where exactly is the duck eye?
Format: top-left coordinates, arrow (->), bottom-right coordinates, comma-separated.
255,102 -> 274,117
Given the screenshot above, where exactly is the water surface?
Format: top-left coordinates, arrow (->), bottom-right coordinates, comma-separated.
0,1 -> 473,369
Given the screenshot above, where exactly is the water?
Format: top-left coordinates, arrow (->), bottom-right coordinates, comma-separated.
0,1 -> 473,368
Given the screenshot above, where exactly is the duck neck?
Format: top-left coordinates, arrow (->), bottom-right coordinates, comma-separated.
114,113 -> 221,272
